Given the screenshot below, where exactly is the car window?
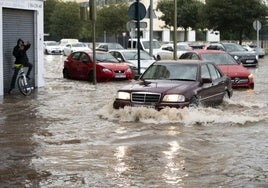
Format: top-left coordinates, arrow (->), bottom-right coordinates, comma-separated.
191,53 -> 199,60
207,64 -> 220,80
201,64 -> 211,79
179,53 -> 193,59
71,52 -> 81,60
80,53 -> 89,63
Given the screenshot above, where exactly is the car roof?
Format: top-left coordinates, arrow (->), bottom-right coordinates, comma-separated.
156,59 -> 213,65
188,49 -> 227,54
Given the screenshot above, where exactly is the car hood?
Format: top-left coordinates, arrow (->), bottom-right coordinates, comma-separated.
121,80 -> 198,94
228,51 -> 256,56
98,62 -> 129,70
218,65 -> 251,77
127,60 -> 155,68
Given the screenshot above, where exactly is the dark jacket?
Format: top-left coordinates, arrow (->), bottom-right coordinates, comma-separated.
13,39 -> 31,65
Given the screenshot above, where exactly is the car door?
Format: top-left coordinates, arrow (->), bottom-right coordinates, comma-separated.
207,63 -> 226,101
78,52 -> 92,80
200,63 -> 225,103
68,52 -> 81,78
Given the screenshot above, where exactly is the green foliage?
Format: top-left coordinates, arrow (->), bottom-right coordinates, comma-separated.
156,0 -> 204,41
49,2 -> 81,39
44,0 -> 59,35
96,3 -> 129,37
204,0 -> 267,43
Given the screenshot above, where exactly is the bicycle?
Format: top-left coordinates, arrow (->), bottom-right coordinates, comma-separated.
14,64 -> 33,96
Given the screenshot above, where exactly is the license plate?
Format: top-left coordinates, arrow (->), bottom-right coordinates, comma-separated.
132,103 -> 155,108
246,60 -> 254,63
115,74 -> 126,78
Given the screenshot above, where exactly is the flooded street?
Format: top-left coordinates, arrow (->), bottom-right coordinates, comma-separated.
0,54 -> 268,187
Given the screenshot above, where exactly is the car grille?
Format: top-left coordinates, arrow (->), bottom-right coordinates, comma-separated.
114,70 -> 125,73
231,77 -> 249,84
131,92 -> 161,103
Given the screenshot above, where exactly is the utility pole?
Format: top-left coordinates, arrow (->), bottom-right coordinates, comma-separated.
90,0 -> 97,85
173,0 -> 177,60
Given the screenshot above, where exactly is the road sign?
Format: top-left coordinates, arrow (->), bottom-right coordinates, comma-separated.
128,2 -> 146,21
253,20 -> 262,31
126,21 -> 147,31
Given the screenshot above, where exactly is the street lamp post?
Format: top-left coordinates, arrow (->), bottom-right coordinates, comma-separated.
173,0 -> 177,60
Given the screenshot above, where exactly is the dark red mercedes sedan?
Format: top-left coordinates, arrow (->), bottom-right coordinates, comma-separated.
113,60 -> 233,110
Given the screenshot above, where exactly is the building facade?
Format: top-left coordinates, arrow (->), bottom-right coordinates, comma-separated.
0,0 -> 45,96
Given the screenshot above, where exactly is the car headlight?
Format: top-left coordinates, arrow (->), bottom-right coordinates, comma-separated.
233,55 -> 239,60
117,91 -> 130,100
248,73 -> 253,79
101,68 -> 112,73
162,94 -> 185,102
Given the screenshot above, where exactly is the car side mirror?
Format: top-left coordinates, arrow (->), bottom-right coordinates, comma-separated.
201,78 -> 212,84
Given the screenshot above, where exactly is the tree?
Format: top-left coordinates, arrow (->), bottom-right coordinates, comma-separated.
96,2 -> 129,39
156,0 -> 204,41
203,0 -> 268,44
44,0 -> 60,38
49,2 -> 82,39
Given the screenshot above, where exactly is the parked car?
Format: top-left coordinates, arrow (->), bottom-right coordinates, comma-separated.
43,41 -> 62,55
113,60 -> 233,110
63,42 -> 91,56
206,42 -> 258,67
63,51 -> 132,82
96,42 -> 124,51
179,50 -> 254,89
249,44 -> 265,58
109,49 -> 155,76
156,43 -> 191,60
127,38 -> 161,58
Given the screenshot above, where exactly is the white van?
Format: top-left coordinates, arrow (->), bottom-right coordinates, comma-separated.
127,38 -> 161,58
59,38 -> 79,51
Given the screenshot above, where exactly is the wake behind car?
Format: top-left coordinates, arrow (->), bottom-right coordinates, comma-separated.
179,50 -> 254,89
206,42 -> 258,67
113,60 -> 233,110
63,51 -> 132,82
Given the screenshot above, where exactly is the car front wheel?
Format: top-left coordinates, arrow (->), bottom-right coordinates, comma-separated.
189,96 -> 199,108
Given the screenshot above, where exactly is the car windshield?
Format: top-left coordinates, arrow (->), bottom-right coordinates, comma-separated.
224,43 -> 246,52
141,63 -> 197,81
142,41 -> 161,49
72,43 -> 86,47
122,51 -> 153,60
201,53 -> 238,65
177,45 -> 191,51
95,53 -> 119,63
108,43 -> 124,49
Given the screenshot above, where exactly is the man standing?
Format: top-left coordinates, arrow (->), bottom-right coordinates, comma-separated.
8,38 -> 33,94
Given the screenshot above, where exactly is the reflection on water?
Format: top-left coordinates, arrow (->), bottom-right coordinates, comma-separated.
0,55 -> 268,187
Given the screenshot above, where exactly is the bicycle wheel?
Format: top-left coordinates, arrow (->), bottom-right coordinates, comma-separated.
17,75 -> 32,96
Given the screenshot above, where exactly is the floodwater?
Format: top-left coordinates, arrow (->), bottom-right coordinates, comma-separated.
0,54 -> 267,188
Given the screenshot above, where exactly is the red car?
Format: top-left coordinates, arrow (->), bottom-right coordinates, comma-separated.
63,50 -> 132,82
179,50 -> 254,89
